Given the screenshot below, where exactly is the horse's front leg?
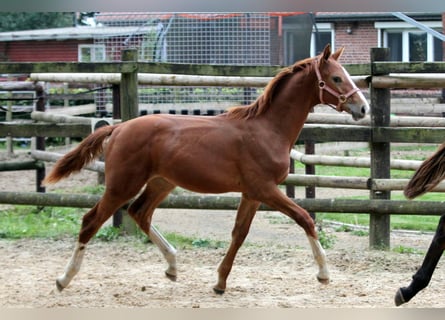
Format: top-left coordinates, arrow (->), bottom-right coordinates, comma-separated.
260,187 -> 330,284
395,215 -> 445,306
213,195 -> 260,294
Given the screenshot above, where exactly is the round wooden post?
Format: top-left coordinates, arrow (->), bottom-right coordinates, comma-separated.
369,47 -> 391,250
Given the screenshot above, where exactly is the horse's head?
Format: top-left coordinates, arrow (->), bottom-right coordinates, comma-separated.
315,44 -> 369,120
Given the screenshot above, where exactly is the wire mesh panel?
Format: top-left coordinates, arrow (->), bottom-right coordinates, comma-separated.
95,13 -> 271,65
94,12 -> 274,114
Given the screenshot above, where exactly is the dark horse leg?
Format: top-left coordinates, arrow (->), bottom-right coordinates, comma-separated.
395,214 -> 445,306
127,177 -> 178,281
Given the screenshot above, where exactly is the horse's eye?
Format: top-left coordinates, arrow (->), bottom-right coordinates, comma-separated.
332,76 -> 342,84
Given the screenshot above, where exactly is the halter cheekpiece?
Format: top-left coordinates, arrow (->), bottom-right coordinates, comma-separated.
314,59 -> 360,111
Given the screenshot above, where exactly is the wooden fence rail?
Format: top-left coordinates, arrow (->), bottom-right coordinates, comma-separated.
1,192 -> 445,216
3,122 -> 445,144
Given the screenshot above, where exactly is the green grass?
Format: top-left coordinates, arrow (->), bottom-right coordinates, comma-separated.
392,245 -> 424,254
319,212 -> 439,233
317,192 -> 442,233
0,204 -> 227,249
0,205 -> 83,239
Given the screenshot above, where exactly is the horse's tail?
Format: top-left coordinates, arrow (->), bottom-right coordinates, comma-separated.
43,124 -> 118,185
404,142 -> 445,199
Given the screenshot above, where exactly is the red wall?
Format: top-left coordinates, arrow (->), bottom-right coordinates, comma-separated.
2,40 -> 93,62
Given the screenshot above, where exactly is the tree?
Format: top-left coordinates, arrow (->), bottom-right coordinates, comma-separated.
0,13 -> 75,32
76,12 -> 98,26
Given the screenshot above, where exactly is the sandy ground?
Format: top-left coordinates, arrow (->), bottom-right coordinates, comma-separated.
1,150 -> 444,308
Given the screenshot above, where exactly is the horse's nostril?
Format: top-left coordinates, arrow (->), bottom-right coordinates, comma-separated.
361,105 -> 367,115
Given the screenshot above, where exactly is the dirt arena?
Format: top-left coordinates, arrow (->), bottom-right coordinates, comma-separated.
1,152 -> 444,308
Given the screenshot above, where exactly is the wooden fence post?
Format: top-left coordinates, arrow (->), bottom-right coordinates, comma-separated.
113,49 -> 139,232
305,140 -> 316,220
120,49 -> 139,121
369,47 -> 391,250
111,84 -> 123,228
35,83 -> 46,193
6,90 -> 13,156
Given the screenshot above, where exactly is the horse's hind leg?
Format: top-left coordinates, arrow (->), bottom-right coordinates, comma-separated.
56,193 -> 130,291
395,214 -> 445,306
214,195 -> 260,294
127,178 -> 178,280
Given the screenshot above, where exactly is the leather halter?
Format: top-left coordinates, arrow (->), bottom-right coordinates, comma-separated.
314,59 -> 360,112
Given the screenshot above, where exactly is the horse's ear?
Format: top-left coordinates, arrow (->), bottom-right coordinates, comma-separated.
322,44 -> 331,61
331,47 -> 345,61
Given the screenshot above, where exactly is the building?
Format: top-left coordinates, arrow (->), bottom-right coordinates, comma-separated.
314,12 -> 443,63
0,12 -> 443,113
0,12 -> 442,65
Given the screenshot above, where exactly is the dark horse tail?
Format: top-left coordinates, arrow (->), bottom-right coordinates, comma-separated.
404,142 -> 445,199
43,125 -> 118,185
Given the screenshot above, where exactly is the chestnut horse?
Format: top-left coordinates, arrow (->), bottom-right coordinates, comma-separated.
44,44 -> 369,294
395,142 -> 445,306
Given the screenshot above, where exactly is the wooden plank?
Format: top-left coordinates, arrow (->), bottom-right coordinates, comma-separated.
344,63 -> 371,76
2,60 -> 445,79
372,74 -> 445,88
31,111 -> 92,124
1,191 -> 445,216
0,122 -> 90,137
0,160 -> 43,171
373,61 -> 445,74
0,62 -> 281,77
372,127 -> 445,143
0,61 -> 369,79
298,125 -> 371,142
0,81 -> 37,91
46,104 -> 97,116
2,122 -> 444,144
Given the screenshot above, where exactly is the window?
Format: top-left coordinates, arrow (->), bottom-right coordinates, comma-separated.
434,36 -> 443,61
386,32 -> 403,61
78,45 -> 106,62
310,23 -> 334,56
282,14 -> 314,65
376,21 -> 443,62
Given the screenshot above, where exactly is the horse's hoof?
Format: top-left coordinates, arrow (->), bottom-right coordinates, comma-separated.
165,271 -> 177,282
55,279 -> 65,292
394,288 -> 406,306
317,276 -> 330,285
213,286 -> 225,295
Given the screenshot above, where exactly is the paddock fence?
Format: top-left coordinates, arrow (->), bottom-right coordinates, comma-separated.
1,47 -> 445,248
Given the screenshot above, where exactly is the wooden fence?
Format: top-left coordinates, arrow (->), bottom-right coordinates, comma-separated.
2,48 -> 445,249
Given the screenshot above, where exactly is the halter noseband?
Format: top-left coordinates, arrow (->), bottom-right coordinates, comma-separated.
314,59 -> 360,112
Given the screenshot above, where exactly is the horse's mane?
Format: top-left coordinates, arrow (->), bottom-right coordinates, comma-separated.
225,56 -> 315,120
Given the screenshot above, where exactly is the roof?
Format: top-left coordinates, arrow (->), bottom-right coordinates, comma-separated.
95,12 -> 308,23
0,25 -> 155,42
315,12 -> 442,22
